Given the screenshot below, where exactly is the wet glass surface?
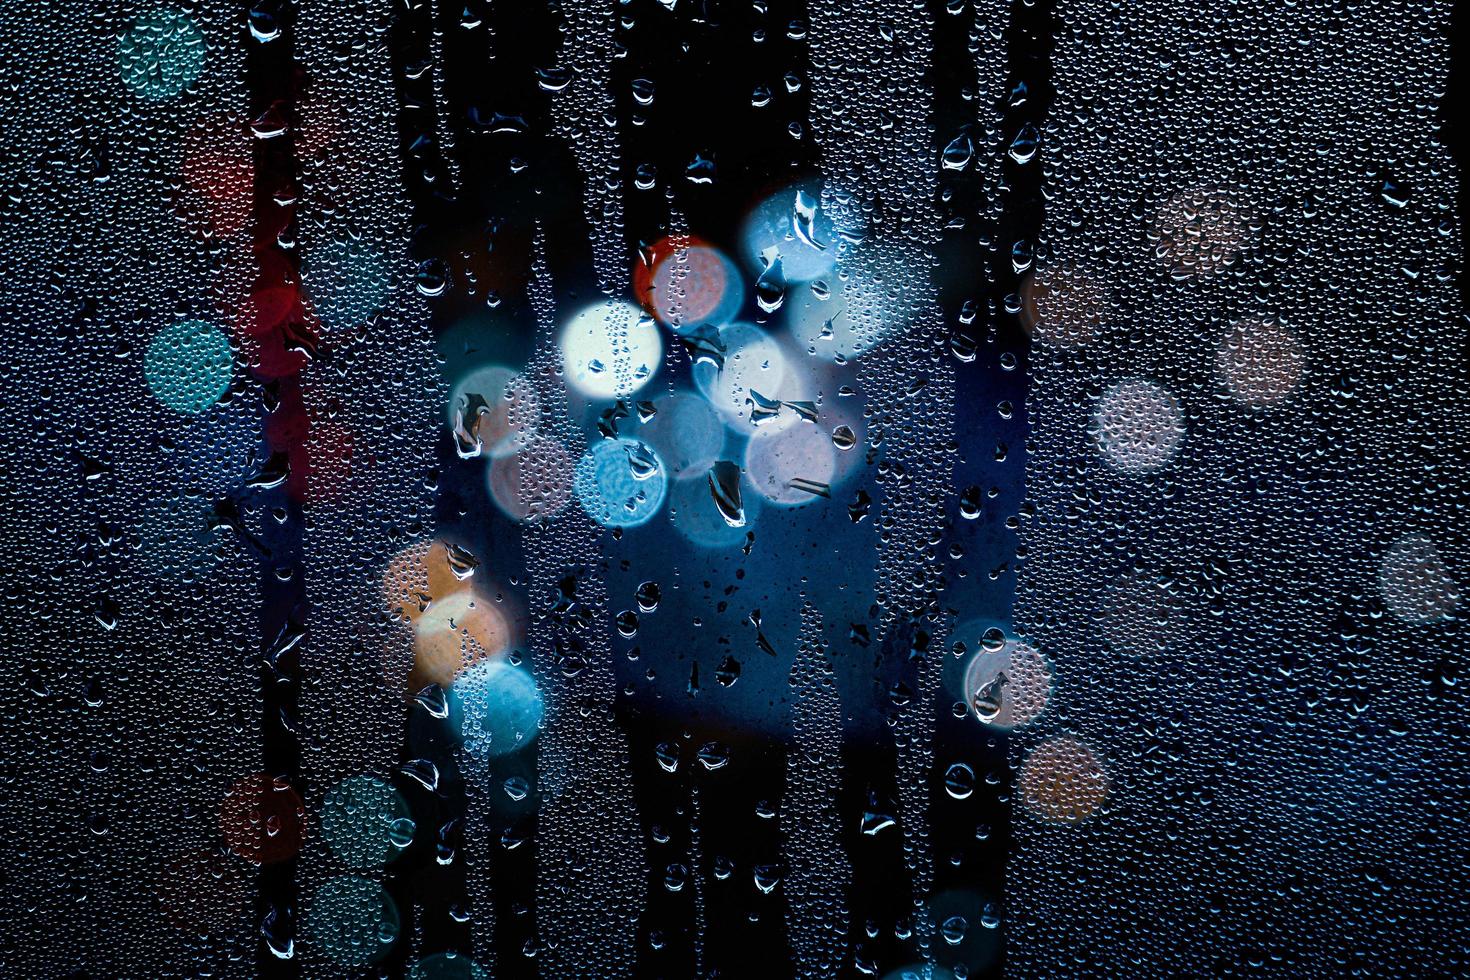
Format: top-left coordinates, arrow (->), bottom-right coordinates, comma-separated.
0,0 -> 1465,976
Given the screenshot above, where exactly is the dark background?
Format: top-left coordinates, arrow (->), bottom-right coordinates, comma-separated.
228,0 -> 1470,975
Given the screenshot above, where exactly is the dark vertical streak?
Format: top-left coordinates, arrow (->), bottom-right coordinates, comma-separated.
384,0 -> 477,970
926,0 -> 1012,958
1447,0 -> 1468,327
612,1 -> 816,974
244,1 -> 305,975
928,0 -> 1058,974
386,0 -> 604,974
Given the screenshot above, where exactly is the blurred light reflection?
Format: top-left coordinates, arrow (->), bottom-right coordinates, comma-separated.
559,299 -> 662,399
573,437 -> 668,529
304,876 -> 401,967
450,660 -> 544,759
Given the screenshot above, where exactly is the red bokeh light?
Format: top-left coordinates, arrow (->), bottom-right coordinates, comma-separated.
633,234 -> 734,326
219,773 -> 306,865
182,143 -> 253,239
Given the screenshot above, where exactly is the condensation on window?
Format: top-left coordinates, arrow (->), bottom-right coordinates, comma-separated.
0,0 -> 1463,977
1010,0 -> 1467,975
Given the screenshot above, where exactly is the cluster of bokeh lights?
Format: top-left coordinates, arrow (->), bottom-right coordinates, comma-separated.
96,6 -> 1469,962
456,186 -> 914,542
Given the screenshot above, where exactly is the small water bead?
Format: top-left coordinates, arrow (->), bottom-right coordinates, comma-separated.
387,817 -> 417,850
634,581 -> 661,612
944,762 -> 976,799
698,741 -> 730,770
615,609 -> 639,637
942,132 -> 975,171
753,864 -> 782,894
979,903 -> 1000,929
715,655 -> 741,686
